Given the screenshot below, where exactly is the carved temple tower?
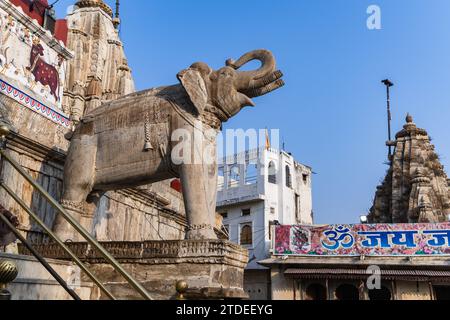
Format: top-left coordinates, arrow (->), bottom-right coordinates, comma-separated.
62,0 -> 134,122
368,114 -> 450,223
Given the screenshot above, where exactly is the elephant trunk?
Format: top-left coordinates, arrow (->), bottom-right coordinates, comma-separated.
226,49 -> 276,92
246,79 -> 285,98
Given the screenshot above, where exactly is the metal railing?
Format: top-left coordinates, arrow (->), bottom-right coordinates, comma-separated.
0,212 -> 81,300
0,124 -> 152,300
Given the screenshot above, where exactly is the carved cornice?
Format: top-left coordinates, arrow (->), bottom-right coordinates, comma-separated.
7,131 -> 67,166
0,0 -> 74,60
107,39 -> 122,47
19,240 -> 249,268
75,0 -> 113,18
396,127 -> 428,139
69,28 -> 89,37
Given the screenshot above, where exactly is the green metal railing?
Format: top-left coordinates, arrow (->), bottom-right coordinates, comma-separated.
0,124 -> 152,300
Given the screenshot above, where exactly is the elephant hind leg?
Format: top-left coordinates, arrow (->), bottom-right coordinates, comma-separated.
54,139 -> 97,241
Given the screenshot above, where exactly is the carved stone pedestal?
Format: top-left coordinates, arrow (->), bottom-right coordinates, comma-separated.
20,240 -> 249,300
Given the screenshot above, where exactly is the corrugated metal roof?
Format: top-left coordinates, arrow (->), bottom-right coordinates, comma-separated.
284,268 -> 450,281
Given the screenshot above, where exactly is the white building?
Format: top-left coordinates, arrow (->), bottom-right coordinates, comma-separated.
217,147 -> 313,300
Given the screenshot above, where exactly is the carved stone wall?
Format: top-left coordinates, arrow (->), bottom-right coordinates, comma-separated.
368,115 -> 450,223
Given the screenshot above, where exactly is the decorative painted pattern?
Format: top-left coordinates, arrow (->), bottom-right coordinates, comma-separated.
274,223 -> 450,257
0,78 -> 70,128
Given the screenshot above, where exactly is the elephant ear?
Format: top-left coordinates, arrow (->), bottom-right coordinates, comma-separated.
177,69 -> 208,115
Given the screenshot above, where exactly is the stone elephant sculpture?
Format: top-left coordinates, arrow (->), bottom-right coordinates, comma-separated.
54,49 -> 284,241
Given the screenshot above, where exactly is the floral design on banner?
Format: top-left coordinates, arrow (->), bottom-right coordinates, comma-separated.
0,78 -> 70,128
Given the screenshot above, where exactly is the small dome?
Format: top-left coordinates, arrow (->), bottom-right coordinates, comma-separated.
406,113 -> 413,123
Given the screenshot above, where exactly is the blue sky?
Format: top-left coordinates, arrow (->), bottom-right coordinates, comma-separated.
54,1 -> 450,224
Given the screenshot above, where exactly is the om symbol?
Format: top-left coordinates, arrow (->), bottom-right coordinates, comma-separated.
322,225 -> 355,250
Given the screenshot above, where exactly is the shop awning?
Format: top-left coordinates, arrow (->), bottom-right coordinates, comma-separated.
284,268 -> 450,282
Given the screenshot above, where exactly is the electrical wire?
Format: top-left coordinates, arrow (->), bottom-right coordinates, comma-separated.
48,0 -> 62,8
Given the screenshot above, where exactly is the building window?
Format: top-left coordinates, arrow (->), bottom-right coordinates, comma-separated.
242,209 -> 251,216
295,194 -> 300,220
270,207 -> 276,215
228,165 -> 240,188
285,166 -> 292,188
240,224 -> 253,246
218,167 -> 225,191
245,163 -> 258,185
303,173 -> 309,184
268,161 -> 277,184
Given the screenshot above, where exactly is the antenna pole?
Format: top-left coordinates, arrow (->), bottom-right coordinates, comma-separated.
382,79 -> 394,160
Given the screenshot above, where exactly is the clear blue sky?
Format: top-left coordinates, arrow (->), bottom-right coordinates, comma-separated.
54,0 -> 450,224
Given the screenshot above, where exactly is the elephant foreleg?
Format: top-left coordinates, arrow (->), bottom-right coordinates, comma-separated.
180,163 -> 218,240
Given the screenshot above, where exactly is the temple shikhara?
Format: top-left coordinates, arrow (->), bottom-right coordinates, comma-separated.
369,114 -> 450,224
0,0 -> 448,301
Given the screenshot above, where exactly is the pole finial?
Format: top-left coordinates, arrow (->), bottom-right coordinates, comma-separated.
382,79 -> 394,87
113,0 -> 121,29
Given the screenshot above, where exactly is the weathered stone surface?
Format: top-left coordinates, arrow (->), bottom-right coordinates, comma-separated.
368,114 -> 450,223
19,240 -> 249,300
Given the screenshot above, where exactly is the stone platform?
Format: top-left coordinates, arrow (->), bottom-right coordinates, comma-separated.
19,240 -> 249,300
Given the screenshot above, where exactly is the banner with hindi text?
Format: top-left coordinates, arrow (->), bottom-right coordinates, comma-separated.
274,223 -> 450,256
